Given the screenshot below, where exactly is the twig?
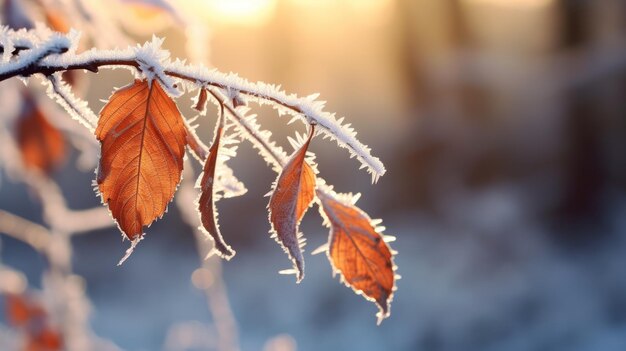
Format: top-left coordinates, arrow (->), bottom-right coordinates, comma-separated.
0,35 -> 385,179
0,209 -> 51,253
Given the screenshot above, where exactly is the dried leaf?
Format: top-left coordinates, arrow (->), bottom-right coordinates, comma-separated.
318,191 -> 396,324
17,97 -> 66,174
193,88 -> 208,112
96,79 -> 187,242
268,126 -> 316,282
197,108 -> 235,259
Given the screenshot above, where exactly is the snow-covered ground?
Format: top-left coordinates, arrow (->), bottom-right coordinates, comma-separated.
3,170 -> 626,351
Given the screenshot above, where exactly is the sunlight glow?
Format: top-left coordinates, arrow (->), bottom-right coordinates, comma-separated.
287,0 -> 392,27
464,0 -> 554,9
186,0 -> 277,27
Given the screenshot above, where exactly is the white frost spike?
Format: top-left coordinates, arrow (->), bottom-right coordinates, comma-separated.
311,244 -> 328,256
383,235 -> 396,243
278,269 -> 298,276
288,116 -> 299,125
118,235 -> 144,265
205,248 -> 219,260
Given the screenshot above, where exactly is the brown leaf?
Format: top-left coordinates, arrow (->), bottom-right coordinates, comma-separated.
197,112 -> 235,259
318,191 -> 396,324
17,97 -> 66,174
268,126 -> 316,282
96,79 -> 187,242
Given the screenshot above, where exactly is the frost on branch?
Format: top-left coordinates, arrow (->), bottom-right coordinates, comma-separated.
1,28 -> 384,179
0,27 -> 70,75
44,74 -> 98,132
0,28 -> 398,323
167,64 -> 386,181
134,36 -> 179,96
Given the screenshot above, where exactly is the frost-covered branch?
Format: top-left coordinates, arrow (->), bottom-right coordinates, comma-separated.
0,29 -> 385,180
22,173 -> 115,235
206,88 -> 287,171
45,73 -> 98,132
0,209 -> 51,253
0,26 -> 396,324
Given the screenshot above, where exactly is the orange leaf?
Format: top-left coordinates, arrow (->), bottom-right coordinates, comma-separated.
44,7 -> 79,86
96,79 -> 187,242
17,97 -> 66,174
268,126 -> 316,282
318,191 -> 396,324
197,118 -> 236,259
44,10 -> 69,34
5,294 -> 46,328
25,327 -> 63,351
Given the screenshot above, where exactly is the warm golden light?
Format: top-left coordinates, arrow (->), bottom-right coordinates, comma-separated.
464,0 -> 554,9
186,0 -> 277,27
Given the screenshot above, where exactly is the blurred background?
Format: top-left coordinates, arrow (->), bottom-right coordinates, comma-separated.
1,0 -> 626,350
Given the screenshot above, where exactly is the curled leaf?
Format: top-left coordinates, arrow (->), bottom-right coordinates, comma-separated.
318,191 -> 396,324
186,118 -> 246,200
16,96 -> 66,174
96,79 -> 187,245
268,125 -> 316,282
197,109 -> 235,259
